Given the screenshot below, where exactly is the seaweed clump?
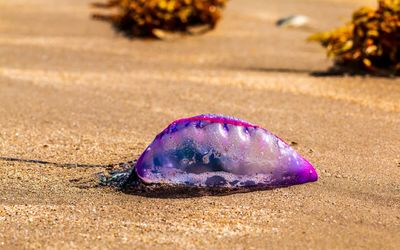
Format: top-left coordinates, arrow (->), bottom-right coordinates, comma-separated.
92,0 -> 228,38
309,0 -> 400,75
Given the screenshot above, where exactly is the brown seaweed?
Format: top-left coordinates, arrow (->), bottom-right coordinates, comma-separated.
92,0 -> 228,38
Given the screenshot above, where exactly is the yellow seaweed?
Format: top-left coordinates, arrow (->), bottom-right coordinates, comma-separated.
309,0 -> 400,75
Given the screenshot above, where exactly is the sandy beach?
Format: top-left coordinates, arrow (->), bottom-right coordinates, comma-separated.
1,0 -> 399,249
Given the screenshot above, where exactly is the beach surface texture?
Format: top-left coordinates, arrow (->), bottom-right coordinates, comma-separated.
0,0 -> 399,249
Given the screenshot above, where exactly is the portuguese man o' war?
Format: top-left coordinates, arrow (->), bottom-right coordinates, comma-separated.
111,114 -> 318,191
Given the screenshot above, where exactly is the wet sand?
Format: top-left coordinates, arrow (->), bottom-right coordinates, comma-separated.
0,0 -> 399,249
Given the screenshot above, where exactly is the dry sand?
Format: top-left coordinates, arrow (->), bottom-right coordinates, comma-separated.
0,0 -> 399,249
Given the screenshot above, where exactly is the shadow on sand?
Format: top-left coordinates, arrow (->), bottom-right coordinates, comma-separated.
0,156 -> 280,198
0,156 -> 117,169
120,183 -> 279,199
245,66 -> 397,78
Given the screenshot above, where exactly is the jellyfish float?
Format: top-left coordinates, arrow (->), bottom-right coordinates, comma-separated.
106,114 -> 318,192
